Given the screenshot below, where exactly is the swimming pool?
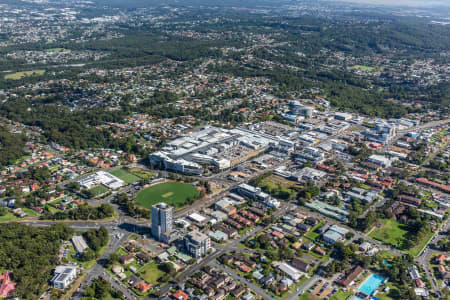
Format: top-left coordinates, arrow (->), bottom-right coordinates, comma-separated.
358,274 -> 385,295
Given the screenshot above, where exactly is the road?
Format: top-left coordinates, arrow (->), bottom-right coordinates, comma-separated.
28,118 -> 449,299
285,275 -> 319,300
155,202 -> 293,298
72,231 -> 136,300
414,216 -> 450,296
382,118 -> 450,151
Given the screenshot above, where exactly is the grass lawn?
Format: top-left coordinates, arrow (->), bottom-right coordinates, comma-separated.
353,65 -> 376,71
22,208 -> 39,217
139,261 -> 165,284
4,69 -> 45,80
109,169 -> 140,184
408,230 -> 434,257
89,185 -> 109,196
131,168 -> 155,180
369,219 -> 434,256
330,291 -> 353,300
299,292 -> 316,299
0,212 -> 17,222
369,219 -> 408,248
45,48 -> 68,52
375,282 -> 400,300
304,221 -> 325,241
260,174 -> 303,189
136,182 -> 200,209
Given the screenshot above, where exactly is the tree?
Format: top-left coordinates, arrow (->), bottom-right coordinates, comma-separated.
0,207 -> 7,216
66,182 -> 80,191
0,223 -> 74,298
159,262 -> 176,276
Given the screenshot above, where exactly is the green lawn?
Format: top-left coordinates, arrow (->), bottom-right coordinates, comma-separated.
352,65 -> 376,71
369,219 -> 434,256
374,282 -> 400,300
109,169 -> 140,184
0,212 -> 17,222
4,69 -> 45,80
304,222 -> 325,241
136,182 -> 200,208
139,261 -> 165,284
45,48 -> 69,52
89,185 -> 109,196
22,208 -> 39,217
330,291 -> 353,300
369,219 -> 408,248
408,231 -> 434,257
131,168 -> 155,180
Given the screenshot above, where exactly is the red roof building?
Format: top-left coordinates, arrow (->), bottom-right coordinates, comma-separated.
172,290 -> 188,300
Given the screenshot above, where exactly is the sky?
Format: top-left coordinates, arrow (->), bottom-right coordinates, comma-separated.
326,0 -> 450,7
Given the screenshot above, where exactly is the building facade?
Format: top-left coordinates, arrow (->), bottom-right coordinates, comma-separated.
151,203 -> 173,241
184,231 -> 211,258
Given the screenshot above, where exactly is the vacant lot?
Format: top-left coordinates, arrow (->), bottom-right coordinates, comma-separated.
139,261 -> 165,284
352,65 -> 376,71
4,69 -> 45,80
109,169 -> 140,184
136,182 -> 200,208
369,219 -> 408,248
131,168 -> 155,179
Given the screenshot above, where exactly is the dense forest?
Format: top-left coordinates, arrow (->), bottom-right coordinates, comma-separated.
0,223 -> 74,299
41,203 -> 115,220
0,126 -> 27,166
0,100 -> 144,153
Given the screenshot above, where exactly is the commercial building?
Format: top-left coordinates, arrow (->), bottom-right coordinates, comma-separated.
337,266 -> 364,287
346,187 -> 379,204
289,101 -> 314,118
305,200 -> 348,222
367,154 -> 392,168
78,171 -> 124,189
362,121 -> 396,144
71,235 -> 89,254
151,203 -> 173,241
235,183 -> 270,201
323,225 -> 349,244
184,231 -> 211,258
277,263 -> 302,281
334,112 -> 352,121
149,126 -> 278,174
51,266 -> 77,289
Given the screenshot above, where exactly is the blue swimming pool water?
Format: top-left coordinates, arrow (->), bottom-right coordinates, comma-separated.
358,274 -> 385,295
382,259 -> 392,267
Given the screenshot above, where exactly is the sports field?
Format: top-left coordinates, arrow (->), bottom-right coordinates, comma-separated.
109,169 -> 140,184
136,182 -> 200,208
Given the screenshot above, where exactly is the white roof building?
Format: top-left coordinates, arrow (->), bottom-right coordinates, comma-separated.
278,263 -> 302,281
51,266 -> 77,289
